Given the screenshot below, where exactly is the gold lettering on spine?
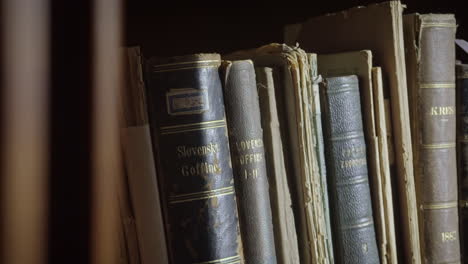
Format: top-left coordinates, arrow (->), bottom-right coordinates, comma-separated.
430,106 -> 455,116
235,138 -> 264,151
362,243 -> 368,253
233,138 -> 264,180
176,142 -> 222,177
177,142 -> 219,158
342,146 -> 366,158
441,231 -> 457,242
181,162 -> 222,177
340,158 -> 367,169
239,153 -> 263,165
243,168 -> 259,180
340,145 -> 367,169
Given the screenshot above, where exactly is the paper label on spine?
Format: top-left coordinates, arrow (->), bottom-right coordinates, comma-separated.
166,88 -> 209,115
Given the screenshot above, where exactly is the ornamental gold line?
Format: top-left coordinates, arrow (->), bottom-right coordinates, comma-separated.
161,125 -> 226,135
170,186 -> 234,199
193,255 -> 240,264
457,74 -> 468,79
326,87 -> 358,94
331,132 -> 364,141
161,123 -> 225,133
420,83 -> 455,89
161,119 -> 226,130
169,191 -> 235,204
153,59 -> 220,68
169,190 -> 234,201
153,65 -> 220,73
336,176 -> 368,186
421,23 -> 456,28
422,201 -> 458,210
169,188 -> 234,201
341,219 -> 374,230
421,142 -> 456,149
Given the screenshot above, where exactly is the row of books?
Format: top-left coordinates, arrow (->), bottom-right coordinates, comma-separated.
118,1 -> 467,264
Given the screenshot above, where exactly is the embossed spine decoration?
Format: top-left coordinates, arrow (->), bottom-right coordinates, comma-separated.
146,54 -> 241,264
320,75 -> 380,264
404,14 -> 461,263
457,63 -> 468,263
222,60 -> 277,264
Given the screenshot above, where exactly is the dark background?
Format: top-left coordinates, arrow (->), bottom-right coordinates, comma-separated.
125,0 -> 468,61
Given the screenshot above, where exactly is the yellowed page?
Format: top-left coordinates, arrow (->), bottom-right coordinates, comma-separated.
292,2 -> 419,262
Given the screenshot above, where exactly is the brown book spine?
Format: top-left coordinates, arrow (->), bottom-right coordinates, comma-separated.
404,14 -> 460,263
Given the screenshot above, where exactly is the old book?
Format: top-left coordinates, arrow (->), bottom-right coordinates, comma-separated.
371,66 -> 398,264
294,50 -> 331,264
457,63 -> 468,264
222,60 -> 277,263
309,53 -> 334,263
287,2 -> 420,262
404,14 -> 460,263
146,54 -> 242,263
120,46 -> 168,264
255,66 -> 300,264
320,75 -> 380,264
318,51 -> 397,263
225,43 -> 331,264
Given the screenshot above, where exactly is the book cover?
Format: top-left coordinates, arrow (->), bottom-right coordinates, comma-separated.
309,53 -> 335,263
320,75 -> 380,264
225,43 -> 331,263
256,66 -> 301,264
371,66 -> 398,264
146,54 -> 242,264
288,3 -> 420,262
120,46 -> 168,264
318,50 -> 397,263
222,60 -> 277,264
404,13 -> 460,263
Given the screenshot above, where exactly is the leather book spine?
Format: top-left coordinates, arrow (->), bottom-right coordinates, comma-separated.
222,61 -> 277,264
146,54 -> 241,264
404,14 -> 461,263
457,63 -> 468,263
320,75 -> 380,263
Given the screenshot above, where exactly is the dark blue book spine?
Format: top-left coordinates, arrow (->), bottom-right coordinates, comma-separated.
146,54 -> 242,264
320,75 -> 379,264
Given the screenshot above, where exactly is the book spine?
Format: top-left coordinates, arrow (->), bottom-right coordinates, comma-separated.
411,15 -> 461,263
457,63 -> 468,263
121,46 -> 169,264
255,66 -> 300,264
320,75 -> 380,263
146,54 -> 241,264
223,61 -> 277,264
309,54 -> 334,263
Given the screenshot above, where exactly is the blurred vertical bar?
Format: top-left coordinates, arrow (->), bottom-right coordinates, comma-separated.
1,0 -> 49,263
91,0 -> 122,263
